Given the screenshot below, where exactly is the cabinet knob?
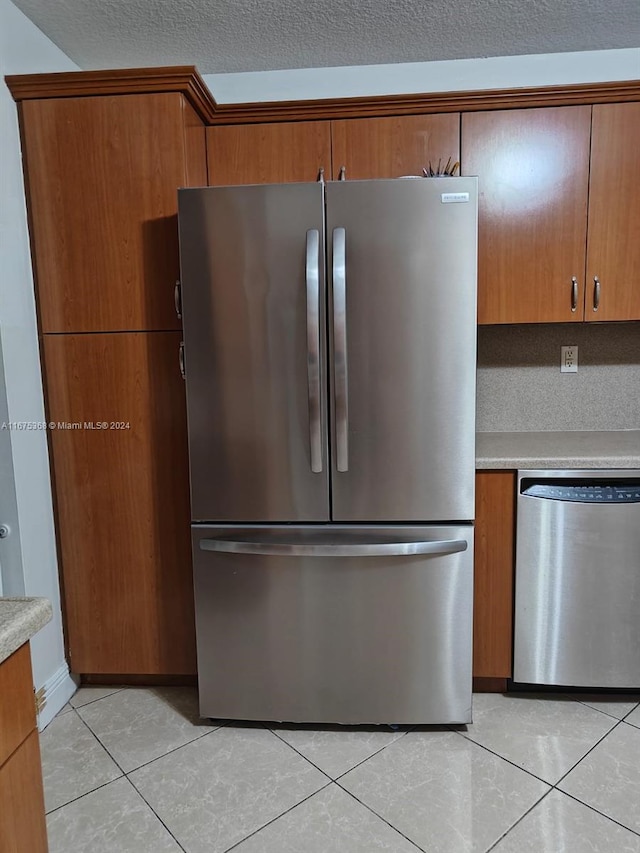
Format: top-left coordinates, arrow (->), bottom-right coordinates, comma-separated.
593,277 -> 601,311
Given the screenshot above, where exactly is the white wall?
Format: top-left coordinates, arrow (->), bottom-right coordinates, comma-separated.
0,0 -> 79,725
204,47 -> 640,103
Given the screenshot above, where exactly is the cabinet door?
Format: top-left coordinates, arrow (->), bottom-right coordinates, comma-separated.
473,471 -> 515,679
0,731 -> 47,853
0,645 -> 35,767
21,93 -> 202,333
43,332 -> 195,674
586,102 -> 640,321
332,114 -> 459,179
462,107 -> 591,324
207,121 -> 331,185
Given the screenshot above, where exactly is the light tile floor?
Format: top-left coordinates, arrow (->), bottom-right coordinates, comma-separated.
43,688 -> 640,852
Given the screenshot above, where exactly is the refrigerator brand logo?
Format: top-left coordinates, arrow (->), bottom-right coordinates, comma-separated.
441,193 -> 470,203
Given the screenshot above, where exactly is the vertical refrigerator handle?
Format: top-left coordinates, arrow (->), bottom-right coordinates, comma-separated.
332,227 -> 349,472
305,229 -> 323,473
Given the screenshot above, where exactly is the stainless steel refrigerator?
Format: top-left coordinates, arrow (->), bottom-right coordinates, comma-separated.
177,177 -> 478,724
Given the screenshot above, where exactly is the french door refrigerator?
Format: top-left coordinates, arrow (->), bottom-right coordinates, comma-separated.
178,177 -> 478,724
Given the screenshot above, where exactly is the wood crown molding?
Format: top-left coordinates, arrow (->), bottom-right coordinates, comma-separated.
5,66 -> 640,125
5,66 -> 218,124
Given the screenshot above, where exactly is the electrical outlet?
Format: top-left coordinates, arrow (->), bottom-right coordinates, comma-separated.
561,345 -> 578,373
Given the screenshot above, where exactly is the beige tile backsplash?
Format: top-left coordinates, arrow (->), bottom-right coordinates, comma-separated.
476,323 -> 640,432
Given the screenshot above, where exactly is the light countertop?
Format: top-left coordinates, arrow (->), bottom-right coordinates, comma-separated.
0,597 -> 52,666
476,430 -> 640,470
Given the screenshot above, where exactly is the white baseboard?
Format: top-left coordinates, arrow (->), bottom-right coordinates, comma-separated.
36,663 -> 78,730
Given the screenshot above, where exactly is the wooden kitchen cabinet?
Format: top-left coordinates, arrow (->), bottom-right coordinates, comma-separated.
462,106 -> 592,324
473,471 -> 516,680
42,332 -> 196,674
20,92 -> 207,333
331,113 -> 460,179
0,645 -> 48,853
11,74 -> 209,676
585,102 -> 640,321
207,121 -> 331,185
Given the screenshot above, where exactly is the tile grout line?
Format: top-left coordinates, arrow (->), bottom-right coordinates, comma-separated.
267,723 -> 413,784
575,698 -> 640,723
552,718 -> 623,789
553,788 -> 640,839
121,775 -> 190,853
331,779 -> 428,853
447,726 -> 557,787
451,713 -> 640,843
45,775 -> 125,818
448,705 -> 619,789
484,787 -> 555,853
43,708 -> 128,816
220,780 -> 334,853
45,692 -> 640,849
68,685 -> 128,712
550,717 -> 640,838
222,725 -> 422,853
126,723 -> 332,853
45,704 -> 224,815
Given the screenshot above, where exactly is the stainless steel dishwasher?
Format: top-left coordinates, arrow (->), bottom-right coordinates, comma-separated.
513,469 -> 640,689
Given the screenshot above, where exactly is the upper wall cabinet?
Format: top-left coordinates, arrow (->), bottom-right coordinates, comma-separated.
462,106 -> 591,325
207,121 -> 331,185
331,114 -> 460,180
20,93 -> 206,333
585,103 -> 640,321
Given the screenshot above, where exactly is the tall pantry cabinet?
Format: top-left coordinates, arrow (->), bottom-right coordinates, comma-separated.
10,71 -> 213,675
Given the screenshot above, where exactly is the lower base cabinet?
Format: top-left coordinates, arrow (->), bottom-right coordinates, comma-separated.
43,331 -> 196,675
473,471 -> 516,680
0,645 -> 48,853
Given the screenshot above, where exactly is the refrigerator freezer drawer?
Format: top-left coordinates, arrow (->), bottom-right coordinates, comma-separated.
192,524 -> 473,725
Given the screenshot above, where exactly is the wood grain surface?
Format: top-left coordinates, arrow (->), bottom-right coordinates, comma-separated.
182,97 -> 209,187
207,121 -> 331,184
0,731 -> 48,853
0,645 -> 35,768
463,106 -> 592,324
6,69 -> 639,124
473,471 -> 516,679
331,113 -> 460,179
21,93 -> 192,332
43,332 -> 196,674
586,102 -> 640,321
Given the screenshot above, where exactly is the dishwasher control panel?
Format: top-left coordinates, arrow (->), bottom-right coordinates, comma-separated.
522,482 -> 640,502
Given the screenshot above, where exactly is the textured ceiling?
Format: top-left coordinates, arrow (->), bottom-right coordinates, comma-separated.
11,0 -> 640,74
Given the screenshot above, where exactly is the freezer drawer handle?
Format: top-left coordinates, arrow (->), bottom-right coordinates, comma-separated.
332,227 -> 349,472
306,229 -> 323,473
199,538 -> 468,557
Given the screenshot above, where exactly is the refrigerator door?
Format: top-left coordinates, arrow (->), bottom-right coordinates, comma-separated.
178,184 -> 330,522
192,524 -> 473,724
326,178 -> 478,522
